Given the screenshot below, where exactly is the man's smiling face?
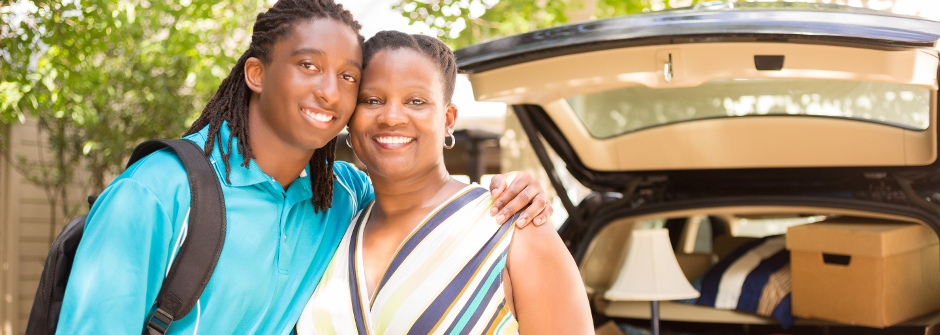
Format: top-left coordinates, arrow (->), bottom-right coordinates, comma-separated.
250,18 -> 363,154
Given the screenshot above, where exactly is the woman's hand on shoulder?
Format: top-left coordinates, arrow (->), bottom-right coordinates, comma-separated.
488,171 -> 553,228
506,221 -> 593,335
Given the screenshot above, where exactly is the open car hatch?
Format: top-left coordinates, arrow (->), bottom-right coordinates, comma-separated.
458,4 -> 940,195
458,6 -> 940,329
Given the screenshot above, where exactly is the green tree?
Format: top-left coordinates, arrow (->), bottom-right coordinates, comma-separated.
394,0 -> 704,49
1,0 -> 262,242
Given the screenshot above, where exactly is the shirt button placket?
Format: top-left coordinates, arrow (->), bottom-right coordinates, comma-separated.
277,201 -> 290,274
270,178 -> 290,275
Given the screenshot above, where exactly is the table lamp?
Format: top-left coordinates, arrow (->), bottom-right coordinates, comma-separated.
604,229 -> 701,335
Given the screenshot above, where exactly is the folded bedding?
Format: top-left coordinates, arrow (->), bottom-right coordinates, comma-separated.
687,235 -> 794,328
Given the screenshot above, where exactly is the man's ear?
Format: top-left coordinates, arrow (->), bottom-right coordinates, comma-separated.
445,103 -> 459,134
244,57 -> 264,94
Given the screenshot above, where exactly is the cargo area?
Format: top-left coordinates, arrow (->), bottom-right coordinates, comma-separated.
580,204 -> 940,334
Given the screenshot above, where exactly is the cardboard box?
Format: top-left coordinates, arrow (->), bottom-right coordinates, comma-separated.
594,321 -> 625,335
787,219 -> 940,328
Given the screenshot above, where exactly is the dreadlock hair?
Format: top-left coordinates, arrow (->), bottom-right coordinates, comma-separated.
362,31 -> 458,102
185,0 -> 363,213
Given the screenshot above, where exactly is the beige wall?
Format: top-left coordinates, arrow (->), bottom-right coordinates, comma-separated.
1,124 -> 13,335
1,118 -> 86,334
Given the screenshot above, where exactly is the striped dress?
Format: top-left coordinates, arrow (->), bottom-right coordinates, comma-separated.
295,185 -> 519,335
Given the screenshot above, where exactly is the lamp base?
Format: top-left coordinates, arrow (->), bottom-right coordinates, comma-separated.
651,300 -> 660,335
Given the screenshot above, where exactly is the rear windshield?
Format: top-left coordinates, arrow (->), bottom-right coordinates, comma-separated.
566,79 -> 932,139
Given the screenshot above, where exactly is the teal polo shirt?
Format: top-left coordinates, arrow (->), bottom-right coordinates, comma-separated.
56,122 -> 373,335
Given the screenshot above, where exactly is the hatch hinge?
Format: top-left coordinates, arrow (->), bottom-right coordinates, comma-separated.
609,175 -> 669,209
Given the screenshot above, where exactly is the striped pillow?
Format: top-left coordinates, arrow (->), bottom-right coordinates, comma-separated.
689,235 -> 794,328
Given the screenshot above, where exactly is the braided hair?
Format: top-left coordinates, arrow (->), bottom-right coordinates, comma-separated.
185,0 -> 363,213
362,31 -> 458,102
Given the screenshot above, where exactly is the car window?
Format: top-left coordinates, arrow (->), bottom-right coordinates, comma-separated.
734,214 -> 828,238
566,78 -> 932,139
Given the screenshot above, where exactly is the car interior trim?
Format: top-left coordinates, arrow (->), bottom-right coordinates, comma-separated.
473,43 -> 939,172
469,43 -> 938,104
571,197 -> 940,265
575,200 -> 940,327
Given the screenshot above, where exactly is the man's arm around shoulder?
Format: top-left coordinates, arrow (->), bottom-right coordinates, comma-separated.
332,161 -> 374,213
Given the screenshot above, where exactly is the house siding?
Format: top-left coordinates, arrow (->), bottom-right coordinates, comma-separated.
1,118 -> 86,334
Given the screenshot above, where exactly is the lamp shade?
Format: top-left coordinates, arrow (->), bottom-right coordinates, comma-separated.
604,229 -> 701,301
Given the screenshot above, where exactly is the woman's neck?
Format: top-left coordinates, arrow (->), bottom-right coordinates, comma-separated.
368,165 -> 466,226
360,165 -> 466,300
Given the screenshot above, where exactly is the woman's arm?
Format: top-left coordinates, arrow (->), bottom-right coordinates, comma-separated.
506,222 -> 593,334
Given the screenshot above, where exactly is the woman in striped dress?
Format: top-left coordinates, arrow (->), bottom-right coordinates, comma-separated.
295,31 -> 593,335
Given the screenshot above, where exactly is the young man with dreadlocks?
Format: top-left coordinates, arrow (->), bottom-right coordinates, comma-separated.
55,1 -> 552,334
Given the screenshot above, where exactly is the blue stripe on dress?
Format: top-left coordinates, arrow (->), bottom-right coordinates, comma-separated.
374,187 -> 488,301
736,249 -> 789,312
348,210 -> 371,335
408,212 -> 518,335
481,300 -> 507,335
696,237 -> 768,306
449,253 -> 509,335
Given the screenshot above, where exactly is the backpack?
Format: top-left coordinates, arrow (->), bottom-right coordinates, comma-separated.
25,139 -> 227,335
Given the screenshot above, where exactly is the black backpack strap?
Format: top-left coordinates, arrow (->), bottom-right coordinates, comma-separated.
129,139 -> 227,335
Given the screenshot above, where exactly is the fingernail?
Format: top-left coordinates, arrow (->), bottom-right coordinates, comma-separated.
534,217 -> 543,226
490,207 -> 499,215
516,220 -> 528,229
495,214 -> 505,223
518,215 -> 528,224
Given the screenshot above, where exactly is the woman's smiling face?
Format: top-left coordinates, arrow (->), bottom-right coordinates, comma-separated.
348,47 -> 457,180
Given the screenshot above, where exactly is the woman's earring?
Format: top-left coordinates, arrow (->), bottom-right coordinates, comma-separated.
345,135 -> 353,148
444,132 -> 456,149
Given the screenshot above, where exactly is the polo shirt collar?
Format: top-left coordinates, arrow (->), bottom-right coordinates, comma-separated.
186,121 -> 312,194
